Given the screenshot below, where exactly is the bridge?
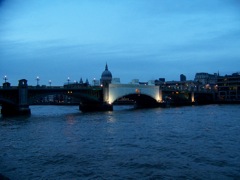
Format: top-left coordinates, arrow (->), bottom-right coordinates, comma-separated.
0,79 -> 216,116
0,79 -> 107,116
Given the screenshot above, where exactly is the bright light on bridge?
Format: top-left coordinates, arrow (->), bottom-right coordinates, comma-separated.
108,94 -> 114,104
108,84 -> 163,104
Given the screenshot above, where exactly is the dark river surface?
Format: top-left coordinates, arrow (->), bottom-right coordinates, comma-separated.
0,104 -> 240,179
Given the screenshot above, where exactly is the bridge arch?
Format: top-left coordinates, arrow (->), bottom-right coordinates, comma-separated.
108,84 -> 161,104
28,88 -> 103,104
0,97 -> 16,106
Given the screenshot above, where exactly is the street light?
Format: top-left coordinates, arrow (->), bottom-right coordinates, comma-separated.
3,75 -> 7,83
36,76 -> 40,86
49,80 -> 52,87
67,77 -> 70,85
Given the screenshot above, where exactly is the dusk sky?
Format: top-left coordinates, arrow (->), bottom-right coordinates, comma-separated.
0,0 -> 240,86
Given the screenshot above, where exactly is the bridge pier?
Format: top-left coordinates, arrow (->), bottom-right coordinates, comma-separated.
1,79 -> 31,116
1,104 -> 30,116
18,79 -> 30,115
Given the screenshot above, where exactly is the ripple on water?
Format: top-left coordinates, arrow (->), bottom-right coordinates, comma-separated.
0,105 -> 240,179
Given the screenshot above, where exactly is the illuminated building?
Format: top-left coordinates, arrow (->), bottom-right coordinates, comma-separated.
217,72 -> 240,102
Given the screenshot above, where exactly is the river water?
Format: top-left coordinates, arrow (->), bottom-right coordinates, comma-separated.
0,104 -> 240,179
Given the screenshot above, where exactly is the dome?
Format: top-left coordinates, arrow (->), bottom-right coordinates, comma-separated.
101,64 -> 112,80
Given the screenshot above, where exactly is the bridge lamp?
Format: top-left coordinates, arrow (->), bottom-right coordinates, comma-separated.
135,89 -> 141,96
3,75 -> 7,83
36,76 -> 40,86
67,77 -> 70,85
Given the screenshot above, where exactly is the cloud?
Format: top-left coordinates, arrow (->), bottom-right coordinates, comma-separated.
0,0 -> 240,85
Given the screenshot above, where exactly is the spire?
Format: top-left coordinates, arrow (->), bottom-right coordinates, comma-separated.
85,78 -> 89,85
105,63 -> 108,71
79,78 -> 83,84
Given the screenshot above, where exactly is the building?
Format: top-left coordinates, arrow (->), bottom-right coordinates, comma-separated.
180,74 -> 186,81
139,81 -> 148,85
194,72 -> 218,85
129,79 -> 149,85
130,79 -> 139,84
217,72 -> 240,101
162,80 -> 196,91
194,72 -> 218,91
154,78 -> 165,88
148,80 -> 155,86
100,63 -> 112,86
155,77 -> 197,91
92,79 -> 100,86
112,78 -> 121,84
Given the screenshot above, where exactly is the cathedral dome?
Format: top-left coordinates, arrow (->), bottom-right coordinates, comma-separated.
101,64 -> 112,81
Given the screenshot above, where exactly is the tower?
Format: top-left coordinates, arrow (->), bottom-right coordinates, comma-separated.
100,63 -> 112,103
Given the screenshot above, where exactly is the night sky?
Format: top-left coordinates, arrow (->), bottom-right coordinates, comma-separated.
1,0 -> 240,85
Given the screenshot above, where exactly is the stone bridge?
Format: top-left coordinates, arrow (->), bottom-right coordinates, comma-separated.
0,79 -> 108,116
0,79 -> 216,116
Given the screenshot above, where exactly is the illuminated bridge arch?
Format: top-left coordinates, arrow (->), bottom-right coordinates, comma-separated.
108,84 -> 162,104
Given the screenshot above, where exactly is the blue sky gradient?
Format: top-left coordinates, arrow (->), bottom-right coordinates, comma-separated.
0,0 -> 240,85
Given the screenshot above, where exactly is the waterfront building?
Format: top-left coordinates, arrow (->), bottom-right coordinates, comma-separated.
155,77 -> 196,91
163,80 -> 196,91
194,72 -> 218,85
194,72 -> 218,91
217,72 -> 240,101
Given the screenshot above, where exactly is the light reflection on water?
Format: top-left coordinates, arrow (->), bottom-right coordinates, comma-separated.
0,104 -> 240,179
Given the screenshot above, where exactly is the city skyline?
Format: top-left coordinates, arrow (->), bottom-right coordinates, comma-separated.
1,68 -> 238,87
1,0 -> 240,85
